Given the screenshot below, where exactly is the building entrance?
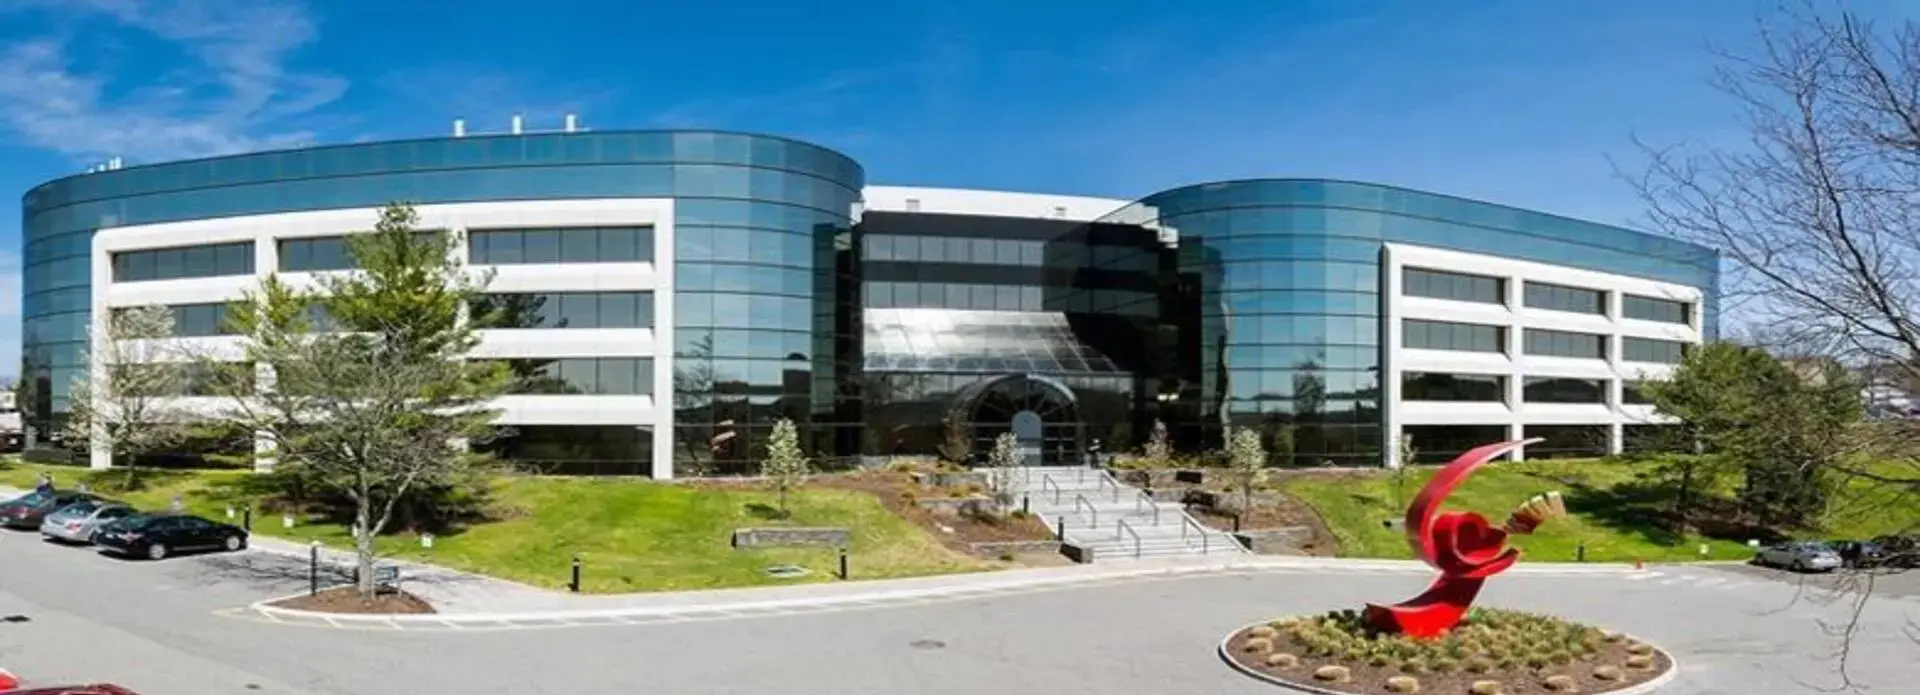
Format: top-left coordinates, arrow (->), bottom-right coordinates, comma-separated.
952,374 -> 1083,466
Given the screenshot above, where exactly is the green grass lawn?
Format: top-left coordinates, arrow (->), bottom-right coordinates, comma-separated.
1276,457 -> 1914,564
0,461 -> 990,593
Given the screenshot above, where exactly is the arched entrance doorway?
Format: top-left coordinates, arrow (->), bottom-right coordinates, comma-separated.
951,374 -> 1083,467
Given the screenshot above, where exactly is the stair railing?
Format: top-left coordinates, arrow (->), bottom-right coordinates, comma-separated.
1116,518 -> 1143,558
1042,474 -> 1062,505
1073,493 -> 1098,529
1134,490 -> 1160,525
1181,515 -> 1211,555
1096,471 -> 1121,502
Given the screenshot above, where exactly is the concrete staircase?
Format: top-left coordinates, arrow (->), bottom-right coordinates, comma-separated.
1006,465 -> 1245,561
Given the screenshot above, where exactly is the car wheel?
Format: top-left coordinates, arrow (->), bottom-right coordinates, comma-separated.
1792,559 -> 1806,572
146,543 -> 169,561
224,535 -> 245,552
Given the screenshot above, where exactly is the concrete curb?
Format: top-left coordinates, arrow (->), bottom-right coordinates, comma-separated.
1217,619 -> 1682,694
244,557 -> 1650,626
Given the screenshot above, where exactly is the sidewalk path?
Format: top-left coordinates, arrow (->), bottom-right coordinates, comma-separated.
2,484 -> 1656,627
232,554 -> 1651,629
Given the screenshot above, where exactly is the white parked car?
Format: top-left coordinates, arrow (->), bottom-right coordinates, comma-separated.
1755,541 -> 1842,572
39,500 -> 136,544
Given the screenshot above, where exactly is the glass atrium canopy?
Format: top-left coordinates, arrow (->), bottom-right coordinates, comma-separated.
862,308 -> 1125,374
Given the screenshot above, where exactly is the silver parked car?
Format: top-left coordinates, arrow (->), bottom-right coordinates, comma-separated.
39,500 -> 136,544
1755,541 -> 1843,572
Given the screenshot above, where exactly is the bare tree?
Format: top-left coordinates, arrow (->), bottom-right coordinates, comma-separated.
761,417 -> 810,517
1625,5 -> 1917,514
63,305 -> 196,487
937,410 -> 974,467
1391,434 -> 1418,511
1143,419 -> 1173,465
984,430 -> 1021,513
1226,426 -> 1267,514
1624,5 -> 1920,673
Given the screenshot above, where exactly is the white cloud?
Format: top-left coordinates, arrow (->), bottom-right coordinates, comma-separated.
0,0 -> 347,163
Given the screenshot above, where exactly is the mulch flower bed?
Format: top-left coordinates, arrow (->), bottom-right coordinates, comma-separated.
807,471 -> 1056,547
270,586 -> 437,615
1223,608 -> 1671,694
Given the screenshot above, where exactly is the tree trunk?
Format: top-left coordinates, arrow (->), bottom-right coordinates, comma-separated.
355,499 -> 375,598
1674,463 -> 1695,532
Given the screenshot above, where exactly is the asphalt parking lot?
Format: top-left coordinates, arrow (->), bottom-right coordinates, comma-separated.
2,525 -> 1916,695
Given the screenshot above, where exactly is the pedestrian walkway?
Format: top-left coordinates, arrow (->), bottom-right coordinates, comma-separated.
2,483 -> 1659,629
246,535 -> 574,612
232,551 -> 1650,629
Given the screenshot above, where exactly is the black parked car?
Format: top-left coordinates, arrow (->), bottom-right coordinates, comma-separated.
1831,540 -> 1888,568
0,490 -> 105,530
93,513 -> 248,560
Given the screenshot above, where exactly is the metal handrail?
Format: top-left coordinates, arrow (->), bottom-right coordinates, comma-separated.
1096,472 -> 1120,502
1116,518 -> 1143,558
1042,474 -> 1062,504
1073,493 -> 1098,529
1134,490 -> 1160,525
1181,515 -> 1211,555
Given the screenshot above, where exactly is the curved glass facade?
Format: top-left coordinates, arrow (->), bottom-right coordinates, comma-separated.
21,131 -> 863,473
1100,179 -> 1720,466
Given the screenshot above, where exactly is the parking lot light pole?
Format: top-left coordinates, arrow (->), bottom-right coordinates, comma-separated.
309,541 -> 321,596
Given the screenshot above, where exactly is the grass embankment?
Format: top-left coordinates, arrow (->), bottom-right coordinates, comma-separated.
1276,458 -> 1913,564
0,461 -> 989,593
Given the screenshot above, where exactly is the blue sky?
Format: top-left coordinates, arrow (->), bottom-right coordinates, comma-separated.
0,0 -> 1915,377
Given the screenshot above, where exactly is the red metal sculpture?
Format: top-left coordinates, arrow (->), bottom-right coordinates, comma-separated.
1363,438 -> 1565,638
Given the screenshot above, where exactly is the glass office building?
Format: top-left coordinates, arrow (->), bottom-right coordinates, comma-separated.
22,129 -> 1718,475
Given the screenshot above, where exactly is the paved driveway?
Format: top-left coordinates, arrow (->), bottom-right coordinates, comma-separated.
1,529 -> 1914,695
1696,560 -> 1920,599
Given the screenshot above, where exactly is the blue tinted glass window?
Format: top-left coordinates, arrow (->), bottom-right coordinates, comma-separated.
1401,372 -> 1505,402
1622,337 -> 1687,364
1403,319 -> 1504,352
1622,380 -> 1656,404
1523,377 -> 1608,404
1523,328 -> 1607,359
469,227 -> 654,265
1622,295 -> 1691,324
477,292 -> 654,329
1403,267 -> 1503,304
523,230 -> 560,263
112,242 -> 254,281
559,227 -> 598,263
1523,281 -> 1605,315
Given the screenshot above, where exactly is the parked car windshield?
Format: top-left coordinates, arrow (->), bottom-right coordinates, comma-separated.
10,490 -> 51,506
56,500 -> 102,515
113,514 -> 163,530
